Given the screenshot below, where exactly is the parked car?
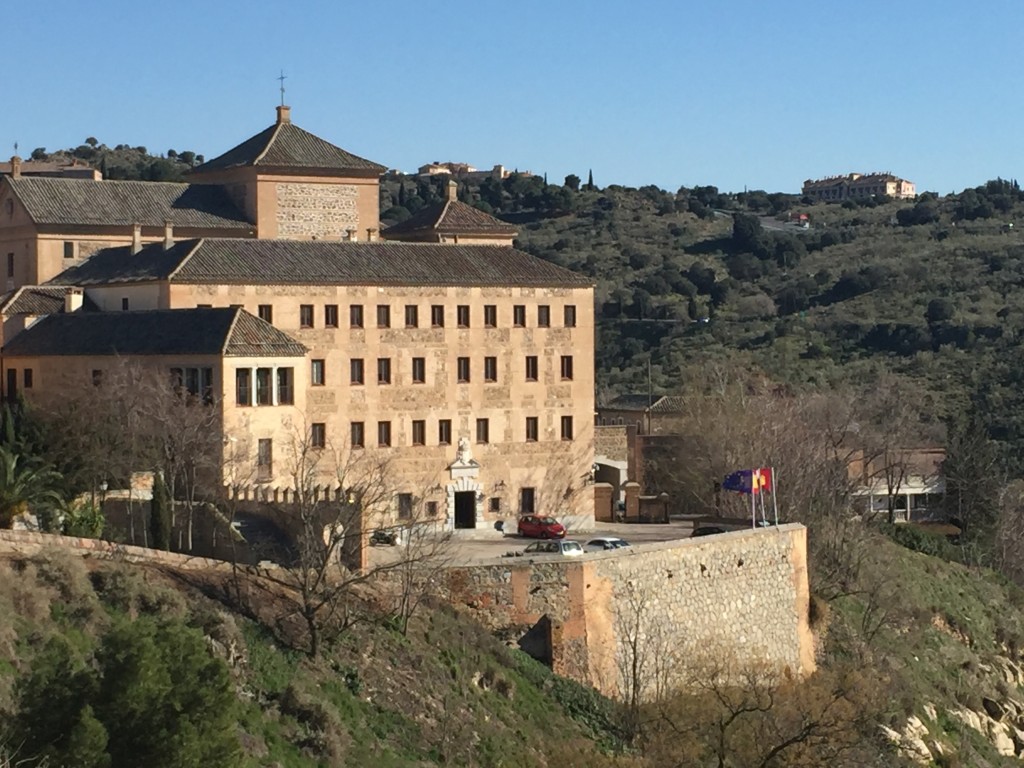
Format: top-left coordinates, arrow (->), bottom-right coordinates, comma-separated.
522,540 -> 584,557
517,515 -> 566,539
585,537 -> 631,551
691,525 -> 729,538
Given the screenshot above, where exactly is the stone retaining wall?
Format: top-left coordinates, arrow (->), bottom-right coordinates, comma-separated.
0,529 -> 230,571
441,524 -> 813,698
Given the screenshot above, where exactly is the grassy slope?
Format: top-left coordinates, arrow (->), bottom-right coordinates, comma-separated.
833,528 -> 1024,766
0,550 -> 629,768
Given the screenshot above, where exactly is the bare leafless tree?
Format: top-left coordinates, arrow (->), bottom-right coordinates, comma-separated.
253,420 -> 450,657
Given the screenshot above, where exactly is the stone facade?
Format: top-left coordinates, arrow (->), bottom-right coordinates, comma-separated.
440,524 -> 814,697
275,182 -> 360,239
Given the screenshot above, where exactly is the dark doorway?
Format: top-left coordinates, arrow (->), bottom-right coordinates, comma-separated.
5,369 -> 15,402
454,491 -> 476,529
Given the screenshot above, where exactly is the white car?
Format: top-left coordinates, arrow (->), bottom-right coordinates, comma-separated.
522,540 -> 584,557
585,537 -> 631,551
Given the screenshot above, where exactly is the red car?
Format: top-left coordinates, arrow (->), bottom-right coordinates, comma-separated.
517,515 -> 566,539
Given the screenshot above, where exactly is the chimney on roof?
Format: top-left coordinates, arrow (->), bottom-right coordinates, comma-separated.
366,228 -> 378,242
10,156 -> 21,178
163,219 -> 174,251
131,223 -> 142,255
64,287 -> 83,313
446,179 -> 458,203
345,228 -> 358,242
276,105 -> 291,125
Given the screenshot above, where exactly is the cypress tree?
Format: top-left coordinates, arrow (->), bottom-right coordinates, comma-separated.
149,471 -> 171,551
586,169 -> 594,190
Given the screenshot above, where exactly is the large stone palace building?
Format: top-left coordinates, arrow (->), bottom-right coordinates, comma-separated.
0,107 -> 596,531
801,172 -> 916,202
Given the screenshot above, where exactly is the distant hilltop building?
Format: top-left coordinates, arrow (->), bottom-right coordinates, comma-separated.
802,172 -> 916,202
0,156 -> 101,181
417,162 -> 533,182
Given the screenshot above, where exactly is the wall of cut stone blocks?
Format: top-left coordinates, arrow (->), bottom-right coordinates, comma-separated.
440,524 -> 814,697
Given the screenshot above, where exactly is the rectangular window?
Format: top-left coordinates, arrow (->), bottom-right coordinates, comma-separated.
350,358 -> 365,385
457,305 -> 470,328
121,297 -> 129,311
376,304 -> 390,328
560,355 -> 574,380
258,304 -> 272,323
63,242 -> 75,259
350,304 -> 364,328
256,368 -> 272,405
484,356 -> 498,382
476,418 -> 489,444
489,497 -> 501,513
538,305 -> 551,327
23,369 -> 32,389
311,359 -> 325,386
438,419 -> 452,445
561,415 -> 574,441
173,366 -> 214,403
525,355 -> 538,381
257,439 -> 273,481
412,419 -> 426,446
513,305 -> 526,327
351,421 -> 365,448
299,304 -> 314,328
6,253 -> 12,278
564,305 -> 577,327
431,305 -> 445,328
405,305 -> 419,328
520,487 -> 536,515
378,421 -> 392,447
324,304 -> 339,328
377,358 -> 391,384
233,369 -> 250,405
311,423 -> 326,449
426,501 -> 438,517
398,493 -> 413,520
525,416 -> 538,442
277,367 -> 294,405
457,357 -> 470,383
484,305 -> 497,327
412,357 -> 426,384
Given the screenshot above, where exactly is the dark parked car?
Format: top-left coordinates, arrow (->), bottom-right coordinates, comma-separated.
517,515 -> 566,539
691,525 -> 729,538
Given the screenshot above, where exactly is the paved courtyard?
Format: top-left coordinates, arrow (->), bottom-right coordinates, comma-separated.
367,518 -> 725,567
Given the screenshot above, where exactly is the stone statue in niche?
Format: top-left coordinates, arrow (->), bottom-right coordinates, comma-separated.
456,436 -> 472,464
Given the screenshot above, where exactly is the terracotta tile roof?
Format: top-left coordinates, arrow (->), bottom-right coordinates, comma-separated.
48,239 -> 593,288
4,177 -> 252,229
384,200 -> 518,237
602,394 -> 685,413
2,307 -> 306,358
603,394 -> 658,411
0,285 -> 97,315
192,121 -> 386,174
649,396 -> 686,413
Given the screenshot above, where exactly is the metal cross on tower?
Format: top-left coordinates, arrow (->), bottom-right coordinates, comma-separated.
277,70 -> 287,106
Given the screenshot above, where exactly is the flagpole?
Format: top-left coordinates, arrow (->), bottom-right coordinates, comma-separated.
758,479 -> 767,525
772,466 -> 779,526
751,480 -> 756,529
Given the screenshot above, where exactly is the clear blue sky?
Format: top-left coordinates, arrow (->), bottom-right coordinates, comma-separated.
5,0 -> 1020,194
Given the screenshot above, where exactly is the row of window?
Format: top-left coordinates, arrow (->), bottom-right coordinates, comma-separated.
259,302 -> 578,330
313,415 -> 576,449
253,437 -> 542,515
309,355 -> 574,388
